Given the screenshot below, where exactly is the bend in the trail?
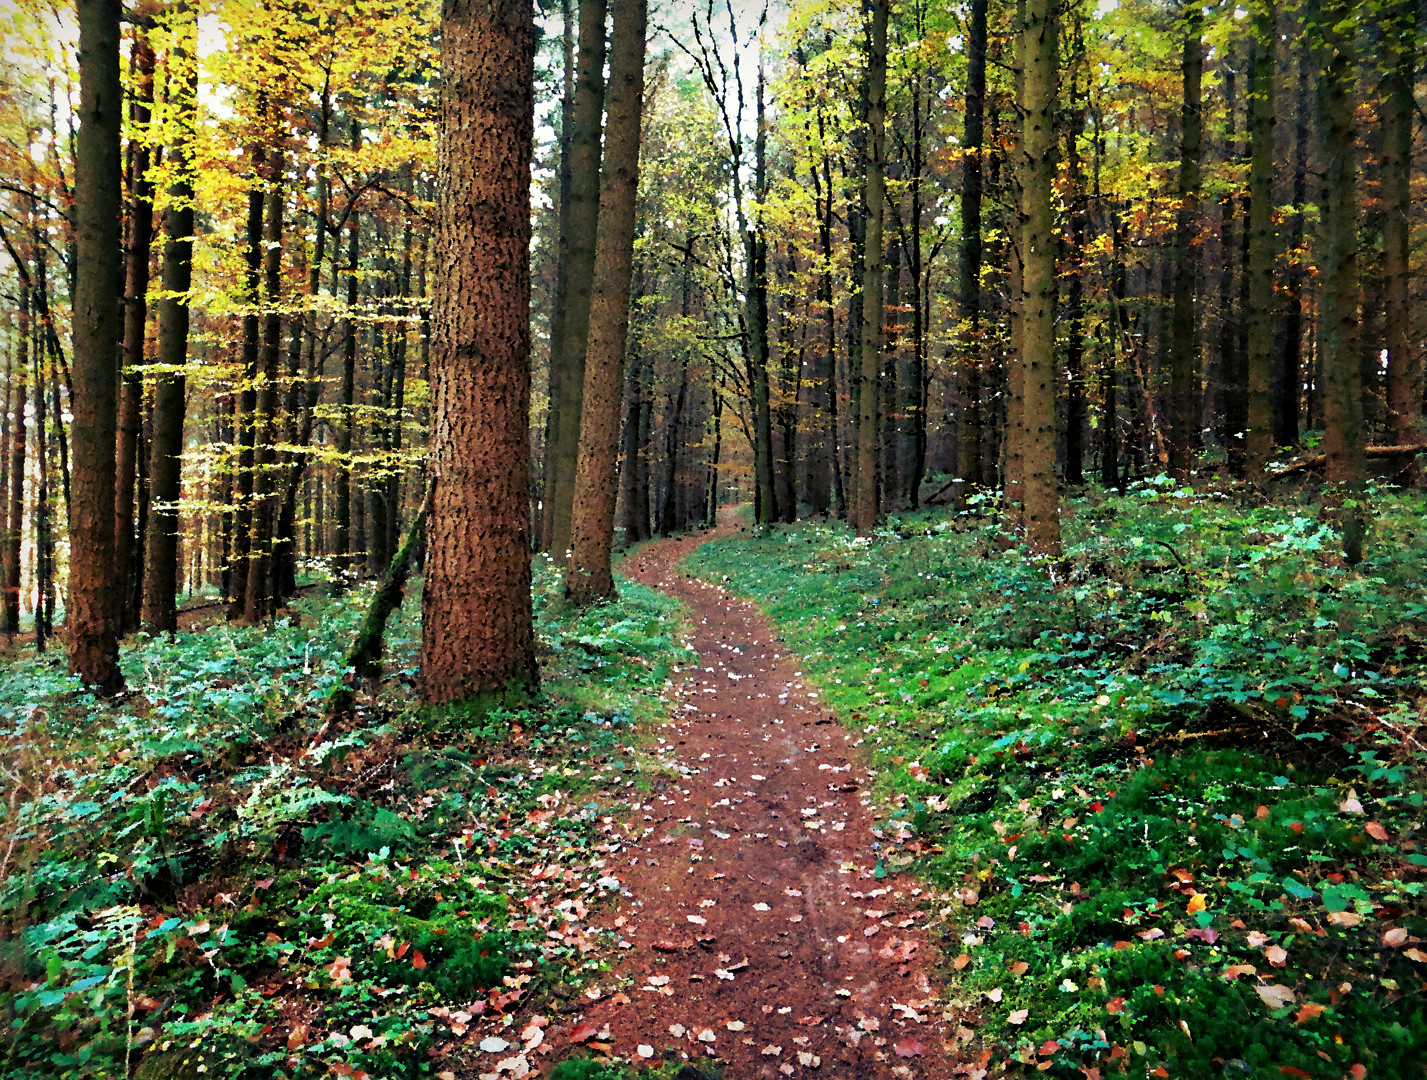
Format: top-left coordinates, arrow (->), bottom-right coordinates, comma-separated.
555,521 -> 968,1077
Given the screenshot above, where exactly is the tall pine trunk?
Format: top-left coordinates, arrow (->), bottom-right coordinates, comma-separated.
565,0 -> 648,605
1166,1 -> 1203,482
68,0 -> 125,689
1317,0 -> 1366,563
956,0 -> 988,504
1245,3 -> 1277,477
543,0 -> 608,558
854,0 -> 887,537
1017,0 -> 1061,553
116,31 -> 155,631
421,0 -> 540,704
1381,0 -> 1420,477
141,5 -> 196,635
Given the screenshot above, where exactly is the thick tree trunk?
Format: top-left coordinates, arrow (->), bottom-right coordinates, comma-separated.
1381,0 -> 1420,480
116,32 -> 155,631
1245,7 -> 1277,478
854,0 -> 887,538
141,6 -> 196,635
1017,0 -> 1060,554
543,0 -> 608,558
565,0 -> 647,605
421,0 -> 539,704
1166,0 -> 1203,482
68,0 -> 125,689
1318,1 -> 1366,562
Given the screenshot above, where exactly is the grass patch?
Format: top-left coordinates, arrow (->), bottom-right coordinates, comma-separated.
686,484 -> 1427,1078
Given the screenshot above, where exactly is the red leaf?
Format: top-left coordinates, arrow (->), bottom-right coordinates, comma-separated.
893,1039 -> 925,1058
395,942 -> 410,959
411,950 -> 426,970
568,1022 -> 600,1044
1106,996 -> 1126,1015
1365,821 -> 1389,841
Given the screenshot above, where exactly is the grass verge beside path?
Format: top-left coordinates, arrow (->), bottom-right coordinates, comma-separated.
0,558 -> 691,1080
684,484 -> 1427,1079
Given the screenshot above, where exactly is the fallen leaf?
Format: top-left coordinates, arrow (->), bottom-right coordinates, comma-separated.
687,915 -> 707,926
1328,910 -> 1362,928
1187,893 -> 1206,914
1106,997 -> 1126,1015
1384,927 -> 1409,946
1254,984 -> 1296,1009
1404,948 -> 1427,962
893,1039 -> 925,1058
1365,821 -> 1389,841
1221,964 -> 1257,981
479,1037 -> 510,1054
568,1022 -> 599,1043
1265,945 -> 1288,967
668,1024 -> 686,1038
636,1045 -> 654,1059
1008,1009 -> 1029,1025
953,953 -> 971,971
1295,1002 -> 1325,1024
1247,930 -> 1270,948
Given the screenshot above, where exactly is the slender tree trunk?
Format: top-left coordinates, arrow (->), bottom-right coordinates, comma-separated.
5,277 -> 28,636
116,31 -> 155,631
1064,78 -> 1087,487
1245,5 -> 1277,478
141,5 -> 197,635
68,0 -> 125,688
228,139 -> 268,613
334,133 -> 359,588
749,65 -> 777,527
544,0 -> 608,558
422,0 -> 540,703
956,0 -> 988,505
243,159 -> 284,622
855,0 -> 888,537
618,341 -> 645,544
35,328 -> 51,651
1167,0 -> 1203,482
565,0 -> 647,604
1218,61 -> 1244,473
1381,0 -> 1420,479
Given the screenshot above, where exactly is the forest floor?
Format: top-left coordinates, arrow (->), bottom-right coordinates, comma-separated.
537,514 -> 969,1078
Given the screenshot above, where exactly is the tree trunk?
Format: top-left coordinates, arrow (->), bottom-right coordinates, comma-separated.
242,159 -> 284,622
543,0 -> 608,558
1381,0 -> 1420,480
1277,49 -> 1309,450
141,5 -> 196,636
565,0 -> 647,605
855,0 -> 887,538
1063,70 -> 1087,487
1166,0 -> 1203,482
422,0 -> 540,704
4,271 -> 28,636
116,30 -> 155,631
1017,0 -> 1061,554
1245,5 -> 1277,478
618,341 -> 646,544
228,139 -> 268,613
1317,0 -> 1366,562
749,65 -> 777,527
68,0 -> 125,689
334,127 -> 360,589
956,0 -> 988,505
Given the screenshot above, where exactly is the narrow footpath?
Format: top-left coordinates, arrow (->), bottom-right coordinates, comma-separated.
566,520 -> 966,1077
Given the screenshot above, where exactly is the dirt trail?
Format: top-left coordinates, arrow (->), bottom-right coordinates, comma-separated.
566,520 -> 964,1077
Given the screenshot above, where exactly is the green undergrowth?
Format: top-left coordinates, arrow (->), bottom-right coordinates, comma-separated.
0,560 -> 690,1080
686,483 -> 1427,1079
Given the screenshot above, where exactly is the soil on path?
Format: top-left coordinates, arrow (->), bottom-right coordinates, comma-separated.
564,520 -> 966,1077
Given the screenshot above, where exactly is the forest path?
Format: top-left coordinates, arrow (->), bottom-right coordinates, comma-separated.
565,514 -> 966,1078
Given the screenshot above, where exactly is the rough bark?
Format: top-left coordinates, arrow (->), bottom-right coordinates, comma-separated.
854,0 -> 887,538
749,66 -> 777,527
543,0 -> 608,558
334,158 -> 359,587
1017,0 -> 1061,554
68,0 -> 125,689
421,0 -> 540,704
1167,0 -> 1203,482
1278,49 -> 1309,449
565,0 -> 647,605
141,5 -> 196,636
4,272 -> 28,636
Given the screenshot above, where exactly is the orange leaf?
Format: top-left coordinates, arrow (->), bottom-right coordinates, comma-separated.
1187,893 -> 1207,915
1106,996 -> 1126,1015
953,953 -> 970,970
412,950 -> 426,970
1365,821 -> 1389,841
1294,1002 -> 1325,1024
